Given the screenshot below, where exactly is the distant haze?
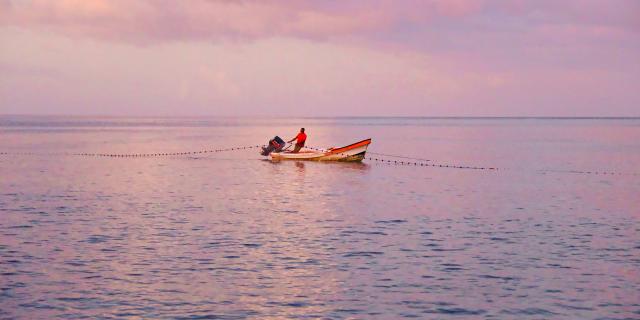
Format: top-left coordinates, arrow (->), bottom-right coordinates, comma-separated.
1,0 -> 639,117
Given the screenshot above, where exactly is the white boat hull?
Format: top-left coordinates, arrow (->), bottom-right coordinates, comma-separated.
270,139 -> 371,162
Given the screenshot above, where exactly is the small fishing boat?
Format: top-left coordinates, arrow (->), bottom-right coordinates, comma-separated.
270,138 -> 371,162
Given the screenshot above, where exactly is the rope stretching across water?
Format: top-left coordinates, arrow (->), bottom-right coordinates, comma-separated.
0,145 -> 262,158
364,152 -> 432,162
365,156 -> 497,170
1,144 -> 636,176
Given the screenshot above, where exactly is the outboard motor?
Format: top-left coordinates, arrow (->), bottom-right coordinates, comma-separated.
260,136 -> 286,156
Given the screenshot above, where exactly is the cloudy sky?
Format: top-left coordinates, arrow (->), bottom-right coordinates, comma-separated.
1,0 -> 638,116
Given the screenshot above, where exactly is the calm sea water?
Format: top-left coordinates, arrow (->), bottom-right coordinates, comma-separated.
1,116 -> 639,319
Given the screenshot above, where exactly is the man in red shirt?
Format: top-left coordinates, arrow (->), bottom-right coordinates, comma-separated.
287,128 -> 307,153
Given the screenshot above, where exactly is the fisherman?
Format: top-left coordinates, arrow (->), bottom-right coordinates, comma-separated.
287,128 -> 307,153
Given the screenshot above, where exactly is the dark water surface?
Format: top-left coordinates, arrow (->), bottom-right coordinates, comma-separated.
1,117 -> 639,319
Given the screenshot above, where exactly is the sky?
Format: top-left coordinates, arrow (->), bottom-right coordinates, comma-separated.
0,0 -> 639,117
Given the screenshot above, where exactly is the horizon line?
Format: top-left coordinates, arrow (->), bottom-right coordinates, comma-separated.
1,114 -> 640,120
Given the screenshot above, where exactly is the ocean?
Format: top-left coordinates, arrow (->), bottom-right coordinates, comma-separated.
1,116 -> 639,319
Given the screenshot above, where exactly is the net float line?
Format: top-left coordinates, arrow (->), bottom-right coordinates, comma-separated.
1,145 -> 637,176
365,156 -> 497,171
364,155 -> 636,176
0,145 -> 262,158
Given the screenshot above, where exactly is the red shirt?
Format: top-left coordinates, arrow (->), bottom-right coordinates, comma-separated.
295,132 -> 307,145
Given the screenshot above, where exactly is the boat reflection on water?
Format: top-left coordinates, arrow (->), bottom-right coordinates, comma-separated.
267,158 -> 371,172
324,161 -> 370,171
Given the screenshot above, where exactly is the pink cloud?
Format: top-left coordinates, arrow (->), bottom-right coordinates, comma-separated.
1,0 -> 638,116
0,0 -> 504,43
1,0 -> 386,42
2,0 -> 636,60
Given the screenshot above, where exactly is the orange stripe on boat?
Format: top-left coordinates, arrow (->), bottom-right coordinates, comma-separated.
327,139 -> 371,155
